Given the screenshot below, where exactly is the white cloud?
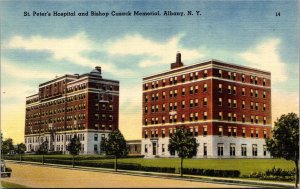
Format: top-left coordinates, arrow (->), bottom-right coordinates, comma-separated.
106,33 -> 204,68
8,33 -> 135,77
2,60 -> 63,80
239,38 -> 287,84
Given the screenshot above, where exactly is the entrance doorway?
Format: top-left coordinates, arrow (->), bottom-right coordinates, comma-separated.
152,142 -> 157,155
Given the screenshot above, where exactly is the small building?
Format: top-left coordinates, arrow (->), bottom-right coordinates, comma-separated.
126,140 -> 141,155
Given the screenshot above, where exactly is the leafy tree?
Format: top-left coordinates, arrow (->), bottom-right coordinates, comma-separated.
100,130 -> 127,171
1,138 -> 14,155
37,140 -> 49,164
168,127 -> 199,177
15,143 -> 26,161
67,134 -> 81,168
266,113 -> 299,188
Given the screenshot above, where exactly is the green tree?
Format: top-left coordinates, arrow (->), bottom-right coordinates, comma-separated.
100,130 -> 127,171
1,138 -> 14,155
37,140 -> 49,165
266,113 -> 299,188
168,127 -> 199,177
67,135 -> 81,168
15,143 -> 26,161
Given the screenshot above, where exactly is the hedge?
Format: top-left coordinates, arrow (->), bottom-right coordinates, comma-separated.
182,168 -> 240,177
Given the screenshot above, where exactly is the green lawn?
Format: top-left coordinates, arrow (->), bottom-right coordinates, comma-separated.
1,181 -> 28,188
82,158 -> 294,176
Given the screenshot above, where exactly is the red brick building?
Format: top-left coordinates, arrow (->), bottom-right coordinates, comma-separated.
25,67 -> 119,154
142,53 -> 271,158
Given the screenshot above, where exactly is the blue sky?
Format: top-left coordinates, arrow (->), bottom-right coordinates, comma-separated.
1,0 -> 299,143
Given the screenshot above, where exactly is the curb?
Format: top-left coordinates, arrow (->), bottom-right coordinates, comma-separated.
5,160 -> 295,188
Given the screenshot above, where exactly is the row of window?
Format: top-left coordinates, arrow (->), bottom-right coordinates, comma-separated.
26,124 -> 87,134
144,69 -> 268,90
144,143 -> 268,157
144,113 -> 267,125
144,127 -> 267,139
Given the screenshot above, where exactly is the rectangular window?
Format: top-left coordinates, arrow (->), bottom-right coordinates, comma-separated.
228,85 -> 232,94
263,104 -> 266,111
233,86 -> 236,95
94,144 -> 98,152
228,72 -> 231,80
144,131 -> 148,138
241,144 -> 247,156
250,76 -> 254,84
218,70 -> 222,77
256,130 -> 259,138
204,143 -> 207,156
203,126 -> 207,136
230,143 -> 236,156
217,143 -> 224,156
181,114 -> 185,123
218,112 -> 223,120
255,116 -> 259,124
228,113 -> 232,121
228,127 -> 232,137
251,102 -> 254,109
233,100 -> 237,108
255,90 -> 258,98
263,78 -> 266,86
218,84 -> 222,93
182,88 -> 185,96
189,86 -> 193,95
203,98 -> 207,106
203,84 -> 207,92
251,129 -> 254,138
162,116 -> 165,124
194,127 -> 198,136
263,145 -> 267,156
255,77 -> 258,85
242,88 -> 245,96
242,128 -> 246,137
94,134 -> 98,141
194,86 -> 198,93
218,127 -> 223,136
203,112 -> 207,120
162,79 -> 166,86
242,74 -> 245,82
263,91 -> 266,98
145,144 -> 148,153
162,129 -> 165,138
228,99 -> 232,108
182,75 -> 185,82
162,144 -> 165,153
242,101 -> 245,109
250,89 -> 254,97
233,73 -> 236,80
252,144 -> 258,156
264,130 -> 267,139
203,70 -> 208,78
255,103 -> 259,110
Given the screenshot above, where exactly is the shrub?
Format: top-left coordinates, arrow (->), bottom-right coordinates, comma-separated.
183,168 -> 240,177
248,167 -> 295,182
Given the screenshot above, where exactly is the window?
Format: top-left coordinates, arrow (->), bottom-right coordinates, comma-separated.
169,90 -> 173,98
242,88 -> 245,96
144,130 -> 148,138
189,113 -> 193,122
233,113 -> 237,122
156,93 -> 159,100
203,98 -> 207,106
162,116 -> 165,124
195,72 -> 198,79
255,116 -> 259,124
94,144 -> 98,152
162,103 -> 166,111
218,70 -> 222,77
203,84 -> 207,92
151,82 -> 155,88
204,70 -> 208,78
169,128 -> 173,137
256,129 -> 259,138
94,134 -> 98,141
155,81 -> 159,88
203,112 -> 207,120
242,74 -> 245,82
217,144 -> 224,156
251,115 -> 254,124
228,113 -> 232,121
233,128 -> 237,137
174,77 -> 177,84
181,114 -> 185,122
228,85 -> 232,94
145,119 -> 148,125
194,127 -> 198,136
194,86 -> 198,93
169,103 -> 173,111
242,128 -> 246,137
252,144 -> 258,156
251,102 -> 254,109
233,100 -> 237,108
263,145 -> 267,156
162,79 -> 166,86
241,144 -> 247,156
218,127 -> 223,136
255,77 -> 258,85
189,99 -> 194,107
263,130 -> 267,139
263,78 -> 266,86
151,94 -> 155,101
228,72 -> 232,79
218,98 -> 222,106
255,103 -> 259,110
145,83 -> 148,90
162,129 -> 165,138
203,143 -> 207,156
242,114 -> 246,123
203,126 -> 207,136
228,99 -> 232,108
145,95 -> 148,102
174,90 -> 178,97
263,91 -> 266,98
182,75 -> 185,82
189,86 -> 193,95
230,144 -> 236,156
151,106 -> 155,113
155,105 -> 159,112
162,91 -> 166,99
170,77 -> 173,85
250,76 -> 254,84
145,144 -> 148,153
242,101 -> 245,109
251,129 -> 254,138
155,130 -> 158,138
218,112 -> 223,120
189,127 -> 194,135
182,88 -> 185,96
195,99 -> 198,107
218,84 -> 222,93
250,89 -> 254,97
233,73 -> 236,80
263,104 -> 266,111
174,102 -> 177,110
162,144 -> 165,153
181,101 -> 185,109
189,73 -> 193,80
228,127 -> 232,137
233,86 -> 236,95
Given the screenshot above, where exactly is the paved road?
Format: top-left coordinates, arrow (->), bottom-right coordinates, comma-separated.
3,162 -> 249,188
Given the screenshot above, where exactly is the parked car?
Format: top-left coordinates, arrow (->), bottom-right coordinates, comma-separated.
1,160 -> 12,177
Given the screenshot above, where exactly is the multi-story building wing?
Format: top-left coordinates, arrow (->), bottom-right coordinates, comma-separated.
25,67 -> 119,154
142,53 -> 271,158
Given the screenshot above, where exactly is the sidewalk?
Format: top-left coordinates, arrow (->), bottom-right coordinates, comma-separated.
6,160 -> 295,188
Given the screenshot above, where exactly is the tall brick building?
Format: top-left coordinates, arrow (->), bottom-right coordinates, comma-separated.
25,67 -> 119,154
142,53 -> 271,158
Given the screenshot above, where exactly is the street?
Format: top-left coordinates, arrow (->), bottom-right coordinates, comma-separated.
2,162 -> 250,188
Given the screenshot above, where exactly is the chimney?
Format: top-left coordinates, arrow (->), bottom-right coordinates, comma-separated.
95,66 -> 102,74
171,52 -> 184,69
